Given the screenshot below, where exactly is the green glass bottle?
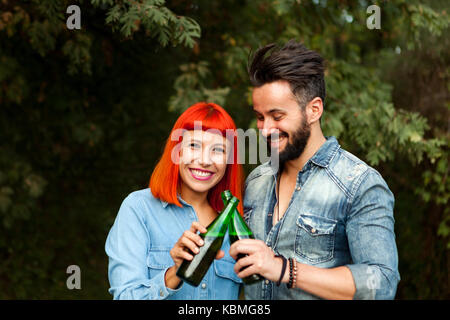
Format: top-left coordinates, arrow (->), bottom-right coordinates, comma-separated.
176,195 -> 239,287
222,190 -> 263,285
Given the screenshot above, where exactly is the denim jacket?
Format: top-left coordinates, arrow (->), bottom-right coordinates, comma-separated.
105,189 -> 242,300
243,136 -> 400,300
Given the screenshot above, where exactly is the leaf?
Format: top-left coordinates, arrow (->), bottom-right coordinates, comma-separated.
24,174 -> 47,198
0,187 -> 14,213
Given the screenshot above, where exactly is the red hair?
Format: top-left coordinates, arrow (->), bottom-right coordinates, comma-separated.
150,102 -> 244,214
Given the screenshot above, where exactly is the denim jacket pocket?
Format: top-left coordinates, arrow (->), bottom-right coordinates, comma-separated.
294,213 -> 337,264
147,248 -> 173,275
214,258 -> 243,284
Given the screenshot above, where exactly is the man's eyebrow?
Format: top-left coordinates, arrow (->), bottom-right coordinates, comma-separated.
253,108 -> 285,116
267,108 -> 286,114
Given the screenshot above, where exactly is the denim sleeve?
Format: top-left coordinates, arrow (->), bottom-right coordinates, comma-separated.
345,169 -> 400,300
105,194 -> 182,300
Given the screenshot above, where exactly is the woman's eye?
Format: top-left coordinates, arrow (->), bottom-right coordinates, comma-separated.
189,142 -> 200,149
273,115 -> 282,121
213,147 -> 225,153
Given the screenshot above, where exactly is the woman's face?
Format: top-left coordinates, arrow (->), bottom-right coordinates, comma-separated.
178,130 -> 230,196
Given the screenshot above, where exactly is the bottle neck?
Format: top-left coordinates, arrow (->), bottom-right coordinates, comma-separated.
204,197 -> 238,237
229,209 -> 253,236
222,191 -> 253,237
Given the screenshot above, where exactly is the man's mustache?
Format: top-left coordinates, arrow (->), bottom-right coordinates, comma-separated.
262,131 -> 289,144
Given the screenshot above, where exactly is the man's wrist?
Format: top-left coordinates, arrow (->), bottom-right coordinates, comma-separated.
274,255 -> 290,285
275,255 -> 287,286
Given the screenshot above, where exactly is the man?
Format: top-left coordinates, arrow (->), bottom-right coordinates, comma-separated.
229,40 -> 400,300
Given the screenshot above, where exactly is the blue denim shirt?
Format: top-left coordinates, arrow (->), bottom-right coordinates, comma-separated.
105,189 -> 242,300
243,136 -> 400,300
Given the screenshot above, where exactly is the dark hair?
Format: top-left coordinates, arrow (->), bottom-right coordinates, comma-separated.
248,40 -> 326,108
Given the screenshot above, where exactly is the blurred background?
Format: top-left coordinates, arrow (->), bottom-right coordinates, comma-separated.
0,0 -> 448,299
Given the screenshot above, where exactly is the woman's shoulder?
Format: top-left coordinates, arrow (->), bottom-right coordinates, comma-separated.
116,188 -> 171,224
126,188 -> 153,199
120,188 -> 162,211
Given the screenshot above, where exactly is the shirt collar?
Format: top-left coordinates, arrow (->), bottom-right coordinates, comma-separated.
267,136 -> 340,176
160,194 -> 191,208
309,136 -> 340,168
160,200 -> 169,208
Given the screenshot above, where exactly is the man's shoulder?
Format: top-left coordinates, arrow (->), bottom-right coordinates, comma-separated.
333,148 -> 370,173
330,147 -> 387,196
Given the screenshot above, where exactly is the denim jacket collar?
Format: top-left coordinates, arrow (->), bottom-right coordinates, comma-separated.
309,136 -> 340,168
267,136 -> 340,177
160,200 -> 169,208
160,194 -> 193,208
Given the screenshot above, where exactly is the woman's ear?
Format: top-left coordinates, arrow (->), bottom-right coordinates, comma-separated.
305,97 -> 323,124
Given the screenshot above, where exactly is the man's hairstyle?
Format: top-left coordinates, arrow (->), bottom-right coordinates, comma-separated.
149,102 -> 244,214
248,40 -> 326,108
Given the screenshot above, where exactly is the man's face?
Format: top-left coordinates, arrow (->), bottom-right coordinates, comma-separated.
252,80 -> 311,164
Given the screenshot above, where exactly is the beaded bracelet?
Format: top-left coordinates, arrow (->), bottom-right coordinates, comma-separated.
287,258 -> 294,288
287,258 -> 297,289
292,258 -> 297,288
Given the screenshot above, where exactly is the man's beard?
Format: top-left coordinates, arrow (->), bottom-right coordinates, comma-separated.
269,117 -> 311,165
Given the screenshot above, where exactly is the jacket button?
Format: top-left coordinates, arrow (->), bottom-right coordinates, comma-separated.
296,186 -> 301,191
311,228 -> 316,233
201,283 -> 207,289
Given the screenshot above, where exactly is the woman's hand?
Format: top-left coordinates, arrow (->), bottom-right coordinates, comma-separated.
165,221 -> 224,289
170,221 -> 207,268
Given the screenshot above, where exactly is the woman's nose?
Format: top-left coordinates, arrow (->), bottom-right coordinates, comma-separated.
198,147 -> 212,166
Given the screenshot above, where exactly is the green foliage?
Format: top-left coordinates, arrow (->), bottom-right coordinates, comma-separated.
169,61 -> 230,112
0,0 -> 197,299
409,3 -> 450,39
0,0 -> 449,299
95,0 -> 201,47
324,59 -> 444,166
417,154 -> 450,249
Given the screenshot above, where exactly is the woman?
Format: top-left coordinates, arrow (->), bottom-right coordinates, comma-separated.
105,102 -> 244,299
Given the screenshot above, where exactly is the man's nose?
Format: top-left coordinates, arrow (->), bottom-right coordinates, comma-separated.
259,119 -> 279,138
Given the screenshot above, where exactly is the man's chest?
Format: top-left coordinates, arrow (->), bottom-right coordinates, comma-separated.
275,173 -> 298,222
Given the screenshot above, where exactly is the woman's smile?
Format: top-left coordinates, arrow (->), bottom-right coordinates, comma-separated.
189,168 -> 214,181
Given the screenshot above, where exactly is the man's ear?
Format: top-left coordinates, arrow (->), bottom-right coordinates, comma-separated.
305,97 -> 323,124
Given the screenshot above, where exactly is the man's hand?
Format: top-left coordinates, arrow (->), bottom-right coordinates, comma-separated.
229,239 -> 283,282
